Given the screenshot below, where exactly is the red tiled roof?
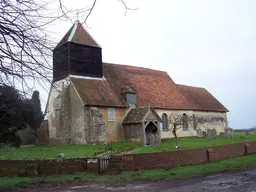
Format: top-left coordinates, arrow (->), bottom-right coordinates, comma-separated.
54,20 -> 100,49
71,63 -> 193,110
71,63 -> 228,112
103,63 -> 194,110
71,76 -> 124,107
176,84 -> 229,112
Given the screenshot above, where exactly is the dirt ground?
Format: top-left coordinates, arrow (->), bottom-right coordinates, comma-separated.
3,168 -> 256,192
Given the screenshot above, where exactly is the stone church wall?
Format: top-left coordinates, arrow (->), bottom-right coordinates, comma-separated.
155,109 -> 228,139
84,107 -> 106,144
45,79 -> 71,144
46,80 -> 228,144
57,86 -> 71,141
46,80 -> 107,145
97,107 -> 126,142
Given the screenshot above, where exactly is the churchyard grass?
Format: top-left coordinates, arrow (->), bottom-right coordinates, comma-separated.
1,153 -> 256,189
0,144 -> 103,160
0,141 -> 139,160
0,132 -> 255,160
133,132 -> 256,154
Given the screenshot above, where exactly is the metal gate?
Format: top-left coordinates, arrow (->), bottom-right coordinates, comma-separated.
99,155 -> 123,175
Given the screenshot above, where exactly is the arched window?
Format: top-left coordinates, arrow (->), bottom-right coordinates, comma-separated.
183,114 -> 188,131
162,113 -> 168,131
193,114 -> 197,130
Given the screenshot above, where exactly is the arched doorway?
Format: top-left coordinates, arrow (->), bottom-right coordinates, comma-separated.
145,122 -> 158,145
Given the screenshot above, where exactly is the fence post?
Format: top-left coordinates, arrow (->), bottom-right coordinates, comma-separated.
98,158 -> 101,174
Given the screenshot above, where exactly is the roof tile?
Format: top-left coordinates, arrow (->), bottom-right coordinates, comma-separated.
71,63 -> 228,112
177,84 -> 229,112
54,20 -> 100,49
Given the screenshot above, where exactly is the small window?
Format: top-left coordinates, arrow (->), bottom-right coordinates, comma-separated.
183,114 -> 188,131
162,113 -> 168,131
108,108 -> 115,121
127,93 -> 136,106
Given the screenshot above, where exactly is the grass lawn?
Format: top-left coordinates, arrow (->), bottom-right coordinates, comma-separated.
0,132 -> 255,160
133,132 -> 256,154
0,141 -> 140,160
1,153 -> 256,189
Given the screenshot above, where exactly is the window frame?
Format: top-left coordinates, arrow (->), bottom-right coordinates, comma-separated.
162,113 -> 168,132
127,93 -> 136,106
107,108 -> 115,122
183,113 -> 189,131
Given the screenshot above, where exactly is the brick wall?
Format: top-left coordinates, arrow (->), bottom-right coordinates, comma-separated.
0,158 -> 88,177
207,143 -> 246,161
246,142 -> 256,154
0,160 -> 38,177
123,148 -> 208,171
123,141 -> 256,171
0,141 -> 256,176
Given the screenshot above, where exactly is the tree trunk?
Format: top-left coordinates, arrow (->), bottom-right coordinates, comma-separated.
172,124 -> 179,149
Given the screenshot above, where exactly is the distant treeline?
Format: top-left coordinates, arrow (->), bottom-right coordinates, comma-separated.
233,128 -> 256,132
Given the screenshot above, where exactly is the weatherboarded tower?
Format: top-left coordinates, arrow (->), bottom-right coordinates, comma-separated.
52,20 -> 102,82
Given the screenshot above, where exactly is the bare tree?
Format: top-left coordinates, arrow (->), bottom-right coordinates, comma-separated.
168,113 -> 227,148
58,0 -> 138,25
0,0 -> 63,95
0,0 -> 137,96
168,113 -> 194,149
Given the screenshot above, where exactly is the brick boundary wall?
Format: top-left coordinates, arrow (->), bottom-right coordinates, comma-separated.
0,158 -> 87,177
0,141 -> 256,176
122,141 -> 256,171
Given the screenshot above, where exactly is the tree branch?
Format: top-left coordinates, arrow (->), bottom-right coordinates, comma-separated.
119,0 -> 139,16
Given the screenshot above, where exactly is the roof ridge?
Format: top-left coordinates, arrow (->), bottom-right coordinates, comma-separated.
176,84 -> 205,89
54,20 -> 101,50
76,20 -> 102,48
68,20 -> 78,42
103,62 -> 167,73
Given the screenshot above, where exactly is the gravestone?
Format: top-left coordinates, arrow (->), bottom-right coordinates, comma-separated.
207,129 -> 217,139
149,134 -> 155,146
211,129 -> 217,139
149,134 -> 160,147
207,129 -> 212,139
196,128 -> 204,137
154,134 -> 161,147
224,127 -> 233,139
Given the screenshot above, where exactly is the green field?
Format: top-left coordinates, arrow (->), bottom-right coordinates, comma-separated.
133,132 -> 256,154
1,153 -> 256,189
0,132 -> 255,160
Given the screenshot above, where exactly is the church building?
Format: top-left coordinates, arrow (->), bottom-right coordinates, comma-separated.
43,20 -> 229,145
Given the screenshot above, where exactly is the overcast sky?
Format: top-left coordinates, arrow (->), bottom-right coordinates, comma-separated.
41,0 -> 256,129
